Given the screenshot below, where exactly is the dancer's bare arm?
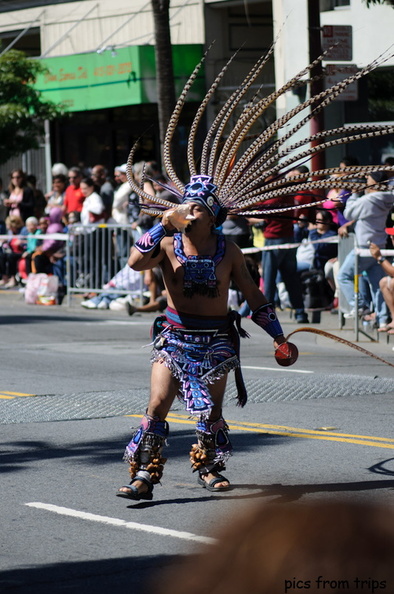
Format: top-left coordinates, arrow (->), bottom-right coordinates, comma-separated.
128,206 -> 194,271
230,244 -> 286,347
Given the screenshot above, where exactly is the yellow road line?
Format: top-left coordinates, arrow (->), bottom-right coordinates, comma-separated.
0,391 -> 35,399
126,413 -> 394,450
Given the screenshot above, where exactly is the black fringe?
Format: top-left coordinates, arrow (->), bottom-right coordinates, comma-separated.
183,284 -> 219,298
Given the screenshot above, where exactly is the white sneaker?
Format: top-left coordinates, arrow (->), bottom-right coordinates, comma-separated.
97,301 -> 109,309
343,307 -> 369,319
81,299 -> 97,309
114,297 -> 129,305
109,298 -> 128,311
343,310 -> 355,319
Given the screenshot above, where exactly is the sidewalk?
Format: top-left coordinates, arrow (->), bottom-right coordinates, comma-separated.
1,285 -> 393,361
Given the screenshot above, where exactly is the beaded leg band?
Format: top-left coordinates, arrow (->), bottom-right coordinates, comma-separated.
190,416 -> 232,474
123,414 -> 169,485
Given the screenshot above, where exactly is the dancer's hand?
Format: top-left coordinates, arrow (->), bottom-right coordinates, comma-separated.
274,340 -> 299,367
273,335 -> 287,349
162,204 -> 196,233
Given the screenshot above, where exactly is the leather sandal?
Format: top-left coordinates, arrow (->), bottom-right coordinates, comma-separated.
116,476 -> 153,501
197,473 -> 231,492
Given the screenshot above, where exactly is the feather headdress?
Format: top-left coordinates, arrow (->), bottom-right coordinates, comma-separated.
126,45 -> 394,220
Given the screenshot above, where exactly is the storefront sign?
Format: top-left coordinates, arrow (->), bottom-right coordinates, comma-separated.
34,44 -> 204,112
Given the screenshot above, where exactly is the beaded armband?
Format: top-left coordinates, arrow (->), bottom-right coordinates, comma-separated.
134,223 -> 167,254
251,303 -> 284,339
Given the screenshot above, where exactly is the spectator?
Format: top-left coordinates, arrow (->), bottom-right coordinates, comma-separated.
145,160 -> 161,176
3,169 -> 34,222
323,156 -> 361,238
79,177 -> 105,225
0,215 -> 27,288
286,165 -> 317,224
260,183 -> 309,323
221,215 -> 254,316
293,214 -> 310,243
221,215 -> 253,249
126,168 -> 144,240
45,174 -> 67,213
113,167 -> 123,188
79,177 -> 111,286
66,210 -> 81,227
132,162 -> 155,234
111,164 -> 131,225
38,216 -> 49,235
309,210 -> 338,271
0,177 -> 7,234
51,162 -> 68,177
126,267 -> 167,315
152,174 -> 181,205
63,167 -> 84,215
132,161 -> 156,199
384,156 -> 394,188
81,264 -> 144,310
27,174 -> 46,219
234,256 -> 261,318
31,207 -> 65,277
19,216 -> 43,278
337,171 -> 394,327
369,227 -> 394,333
91,164 -> 114,219
111,164 -> 133,268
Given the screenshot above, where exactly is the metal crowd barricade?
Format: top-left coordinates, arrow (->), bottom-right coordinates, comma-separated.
0,227 -> 144,306
338,233 -> 394,341
66,223 -> 144,307
337,233 -> 376,340
353,244 -> 394,342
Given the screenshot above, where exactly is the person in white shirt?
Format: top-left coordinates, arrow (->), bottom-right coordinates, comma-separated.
80,177 -> 105,225
111,164 -> 131,225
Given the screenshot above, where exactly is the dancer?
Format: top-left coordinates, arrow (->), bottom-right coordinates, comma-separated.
116,180 -> 293,500
116,45 -> 394,502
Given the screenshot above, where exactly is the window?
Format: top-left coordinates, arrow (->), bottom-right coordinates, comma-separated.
320,0 -> 350,10
0,28 -> 41,56
0,0 -> 80,12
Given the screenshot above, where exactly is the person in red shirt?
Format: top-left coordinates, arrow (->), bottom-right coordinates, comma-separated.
261,182 -> 309,324
286,165 -> 318,222
63,167 -> 85,214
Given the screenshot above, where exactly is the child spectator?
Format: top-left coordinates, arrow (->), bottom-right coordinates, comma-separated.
0,215 -> 27,288
19,216 -> 44,278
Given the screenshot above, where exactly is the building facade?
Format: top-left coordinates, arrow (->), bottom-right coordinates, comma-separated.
0,0 -> 393,189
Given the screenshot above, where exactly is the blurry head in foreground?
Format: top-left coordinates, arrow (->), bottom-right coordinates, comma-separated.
157,499 -> 394,594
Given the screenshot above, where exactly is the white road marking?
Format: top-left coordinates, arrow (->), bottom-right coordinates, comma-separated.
243,365 -> 314,374
25,502 -> 215,545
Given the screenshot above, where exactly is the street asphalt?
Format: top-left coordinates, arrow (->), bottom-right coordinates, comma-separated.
1,287 -> 394,593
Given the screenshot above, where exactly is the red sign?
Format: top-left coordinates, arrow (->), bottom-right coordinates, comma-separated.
322,25 -> 352,61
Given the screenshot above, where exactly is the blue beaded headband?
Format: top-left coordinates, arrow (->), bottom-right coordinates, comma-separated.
182,175 -> 222,218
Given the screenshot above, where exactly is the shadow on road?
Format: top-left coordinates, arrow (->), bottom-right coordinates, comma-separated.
0,431 -> 290,474
0,554 -> 182,594
0,314 -> 93,326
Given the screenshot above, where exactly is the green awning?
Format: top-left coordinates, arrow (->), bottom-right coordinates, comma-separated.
34,44 -> 204,112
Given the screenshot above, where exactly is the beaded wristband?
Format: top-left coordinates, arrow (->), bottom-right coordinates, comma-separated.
251,303 -> 284,339
134,223 -> 167,253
